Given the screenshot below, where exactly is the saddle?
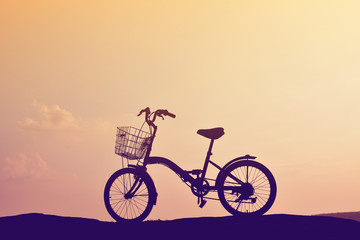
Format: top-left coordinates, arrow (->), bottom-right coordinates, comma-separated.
197,127 -> 225,140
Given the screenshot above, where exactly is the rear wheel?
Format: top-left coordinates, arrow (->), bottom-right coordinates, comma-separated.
104,168 -> 156,222
217,160 -> 276,216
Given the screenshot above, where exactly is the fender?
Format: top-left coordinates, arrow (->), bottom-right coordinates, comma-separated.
215,154 -> 257,186
127,164 -> 158,205
222,154 -> 257,171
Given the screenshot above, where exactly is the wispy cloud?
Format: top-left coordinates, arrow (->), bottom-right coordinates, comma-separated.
17,101 -> 82,133
0,152 -> 55,180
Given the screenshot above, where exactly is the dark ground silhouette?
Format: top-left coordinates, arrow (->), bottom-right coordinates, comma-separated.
0,213 -> 359,240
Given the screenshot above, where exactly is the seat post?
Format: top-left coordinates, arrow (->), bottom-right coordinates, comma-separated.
200,139 -> 215,183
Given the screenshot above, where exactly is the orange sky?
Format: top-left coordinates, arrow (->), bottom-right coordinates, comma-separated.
1,1 -> 360,221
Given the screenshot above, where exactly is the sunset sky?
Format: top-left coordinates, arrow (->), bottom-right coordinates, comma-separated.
1,1 -> 360,221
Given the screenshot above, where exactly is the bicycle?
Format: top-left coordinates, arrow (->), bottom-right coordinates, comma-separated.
104,107 -> 277,222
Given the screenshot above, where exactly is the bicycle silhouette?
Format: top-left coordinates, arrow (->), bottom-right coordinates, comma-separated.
104,108 -> 277,222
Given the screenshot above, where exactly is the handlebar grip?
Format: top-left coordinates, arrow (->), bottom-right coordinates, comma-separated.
167,112 -> 176,118
161,109 -> 175,118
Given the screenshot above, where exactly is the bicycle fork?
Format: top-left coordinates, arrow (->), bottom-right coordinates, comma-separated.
124,176 -> 143,199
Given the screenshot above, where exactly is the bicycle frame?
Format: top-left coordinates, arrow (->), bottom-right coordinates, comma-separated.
138,108 -> 259,200
142,123 -> 255,193
142,123 -> 219,188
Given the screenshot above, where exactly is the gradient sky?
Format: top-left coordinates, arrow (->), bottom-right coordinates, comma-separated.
1,1 -> 360,221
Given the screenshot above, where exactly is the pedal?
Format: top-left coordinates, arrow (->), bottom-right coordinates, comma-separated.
199,199 -> 207,208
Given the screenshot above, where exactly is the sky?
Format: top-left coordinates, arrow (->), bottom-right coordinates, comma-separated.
1,0 -> 360,221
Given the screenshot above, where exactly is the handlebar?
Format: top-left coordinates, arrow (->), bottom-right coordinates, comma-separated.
137,107 -> 176,129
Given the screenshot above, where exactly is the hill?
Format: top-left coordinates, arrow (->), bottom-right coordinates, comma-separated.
0,213 -> 359,240
315,211 -> 360,222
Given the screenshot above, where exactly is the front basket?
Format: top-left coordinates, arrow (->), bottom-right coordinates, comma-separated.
115,127 -> 152,160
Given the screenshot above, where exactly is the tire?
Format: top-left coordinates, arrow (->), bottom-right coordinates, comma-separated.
217,160 -> 276,216
104,168 -> 156,222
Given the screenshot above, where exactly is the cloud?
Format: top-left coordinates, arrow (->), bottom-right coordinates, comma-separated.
17,102 -> 82,133
0,152 -> 55,180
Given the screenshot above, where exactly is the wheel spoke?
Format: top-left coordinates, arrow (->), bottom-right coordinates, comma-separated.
218,161 -> 276,216
104,168 -> 155,222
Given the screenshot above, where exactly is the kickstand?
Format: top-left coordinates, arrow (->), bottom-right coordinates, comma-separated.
198,197 -> 207,208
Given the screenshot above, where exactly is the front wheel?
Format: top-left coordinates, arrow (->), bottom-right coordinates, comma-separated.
104,168 -> 156,222
217,160 -> 276,216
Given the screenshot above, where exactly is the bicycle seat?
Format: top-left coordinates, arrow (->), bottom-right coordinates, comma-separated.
197,127 -> 225,140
